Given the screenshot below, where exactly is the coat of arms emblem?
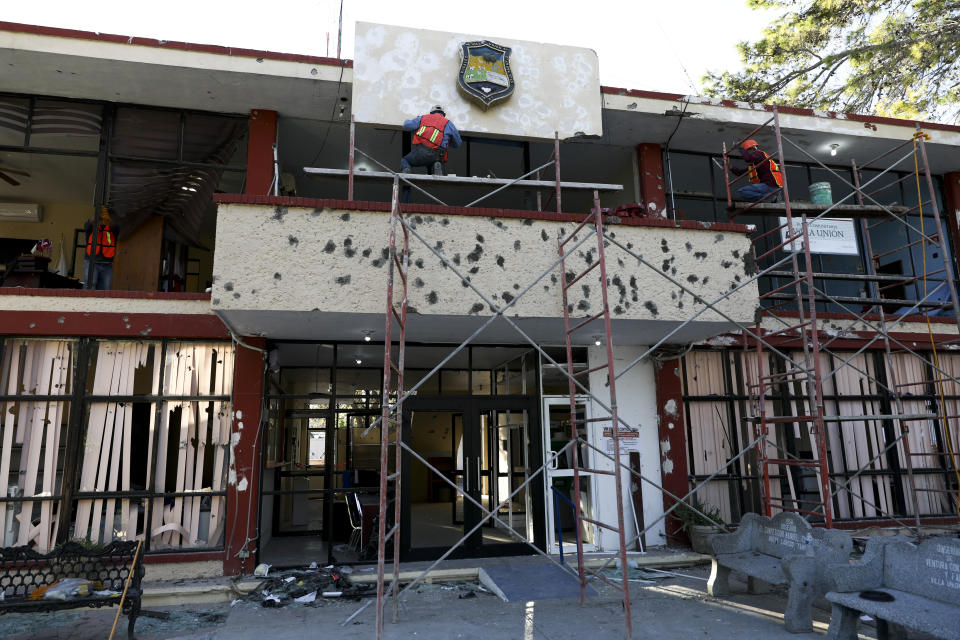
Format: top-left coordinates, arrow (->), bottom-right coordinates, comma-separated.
457,41 -> 515,110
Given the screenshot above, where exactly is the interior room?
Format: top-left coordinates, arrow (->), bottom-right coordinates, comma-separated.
0,93 -> 247,292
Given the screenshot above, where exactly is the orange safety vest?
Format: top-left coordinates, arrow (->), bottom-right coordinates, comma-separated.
747,151 -> 784,187
86,225 -> 117,259
413,113 -> 449,149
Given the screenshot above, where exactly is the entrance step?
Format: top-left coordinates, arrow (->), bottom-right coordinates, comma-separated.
478,561 -> 596,602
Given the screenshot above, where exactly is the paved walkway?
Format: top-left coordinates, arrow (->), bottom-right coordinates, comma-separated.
1,565 -> 883,639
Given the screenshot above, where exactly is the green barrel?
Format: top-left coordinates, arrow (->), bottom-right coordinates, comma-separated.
809,181 -> 833,205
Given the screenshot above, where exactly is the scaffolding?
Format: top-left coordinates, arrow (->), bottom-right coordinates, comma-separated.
721,107 -> 960,530
305,108 -> 960,639
332,136 -> 644,640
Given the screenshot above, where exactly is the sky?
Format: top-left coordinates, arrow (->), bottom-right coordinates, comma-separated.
1,0 -> 779,95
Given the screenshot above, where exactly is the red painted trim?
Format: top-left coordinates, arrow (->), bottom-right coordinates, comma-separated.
0,311 -> 228,339
245,110 -> 278,196
143,551 -> 224,564
601,86 -> 960,135
224,337 -> 266,576
769,309 -> 958,326
750,335 -> 960,351
637,143 -> 666,218
213,194 -> 754,234
655,360 -> 689,548
0,21 -> 352,68
0,287 -> 210,300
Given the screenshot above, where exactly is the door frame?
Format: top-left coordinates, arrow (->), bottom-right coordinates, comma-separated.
399,395 -> 545,561
542,395 -> 600,553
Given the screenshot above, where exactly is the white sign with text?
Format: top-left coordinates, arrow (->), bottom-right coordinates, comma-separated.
779,217 -> 859,255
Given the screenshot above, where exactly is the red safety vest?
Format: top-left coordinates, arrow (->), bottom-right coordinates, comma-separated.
747,151 -> 784,187
86,225 -> 117,259
413,113 -> 449,149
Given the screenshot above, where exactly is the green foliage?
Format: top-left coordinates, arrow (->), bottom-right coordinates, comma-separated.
673,498 -> 725,531
704,1 -> 960,122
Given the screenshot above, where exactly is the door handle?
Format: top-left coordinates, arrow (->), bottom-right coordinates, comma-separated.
476,459 -> 481,495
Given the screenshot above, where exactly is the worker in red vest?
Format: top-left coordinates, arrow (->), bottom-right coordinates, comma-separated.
400,105 -> 462,202
732,139 -> 784,202
83,206 -> 119,290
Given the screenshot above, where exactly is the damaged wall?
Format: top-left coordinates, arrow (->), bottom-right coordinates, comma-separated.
587,345 -> 664,550
212,204 -> 759,339
352,22 -> 602,140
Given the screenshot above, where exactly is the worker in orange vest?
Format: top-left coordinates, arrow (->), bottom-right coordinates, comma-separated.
83,206 -> 119,290
400,105 -> 462,202
731,139 -> 784,202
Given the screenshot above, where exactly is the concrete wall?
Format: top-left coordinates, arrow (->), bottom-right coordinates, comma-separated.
212,204 -> 759,333
587,345 -> 664,550
352,22 -> 601,140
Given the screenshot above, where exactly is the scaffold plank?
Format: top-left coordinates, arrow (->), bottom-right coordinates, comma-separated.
303,167 -> 624,191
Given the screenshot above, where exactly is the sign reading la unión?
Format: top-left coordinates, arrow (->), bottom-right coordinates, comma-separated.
779,217 -> 859,255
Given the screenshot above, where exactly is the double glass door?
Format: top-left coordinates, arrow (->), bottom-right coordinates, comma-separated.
400,396 -> 544,560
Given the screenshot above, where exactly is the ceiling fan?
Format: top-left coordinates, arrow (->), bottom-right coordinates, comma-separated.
0,165 -> 30,187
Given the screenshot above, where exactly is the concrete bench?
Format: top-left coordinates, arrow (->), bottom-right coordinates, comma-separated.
707,512 -> 852,633
825,535 -> 960,640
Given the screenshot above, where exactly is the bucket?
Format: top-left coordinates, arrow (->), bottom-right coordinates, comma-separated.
809,181 -> 833,205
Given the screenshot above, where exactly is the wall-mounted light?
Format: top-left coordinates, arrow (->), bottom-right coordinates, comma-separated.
593,336 -> 603,346
830,143 -> 839,157
355,358 -> 363,365
363,330 -> 372,342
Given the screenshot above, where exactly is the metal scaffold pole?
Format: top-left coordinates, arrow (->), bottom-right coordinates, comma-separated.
722,108 -> 960,530
376,176 -> 408,636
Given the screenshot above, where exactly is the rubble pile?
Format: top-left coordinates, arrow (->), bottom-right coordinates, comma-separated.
247,565 -> 374,608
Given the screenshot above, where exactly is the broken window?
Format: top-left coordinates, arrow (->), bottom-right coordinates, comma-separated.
0,339 -> 73,552
682,348 -> 959,524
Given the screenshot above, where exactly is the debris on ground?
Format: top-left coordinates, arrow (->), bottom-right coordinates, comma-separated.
406,580 -> 493,603
247,566 -> 374,608
601,562 -> 671,585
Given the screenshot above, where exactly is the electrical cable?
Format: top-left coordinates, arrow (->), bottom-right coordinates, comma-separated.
663,101 -> 690,220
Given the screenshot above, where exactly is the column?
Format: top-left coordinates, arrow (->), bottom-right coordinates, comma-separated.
245,109 -> 278,196
223,337 -> 266,575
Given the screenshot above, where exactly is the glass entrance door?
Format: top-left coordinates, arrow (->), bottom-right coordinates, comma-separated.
543,396 -> 598,552
401,396 -> 543,560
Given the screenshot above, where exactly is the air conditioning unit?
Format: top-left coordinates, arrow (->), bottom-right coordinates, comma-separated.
0,203 -> 42,222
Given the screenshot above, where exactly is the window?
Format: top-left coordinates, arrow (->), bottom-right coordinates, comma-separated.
666,151 -> 955,315
0,337 -> 234,553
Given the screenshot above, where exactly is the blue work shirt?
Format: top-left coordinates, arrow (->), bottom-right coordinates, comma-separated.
403,115 -> 463,150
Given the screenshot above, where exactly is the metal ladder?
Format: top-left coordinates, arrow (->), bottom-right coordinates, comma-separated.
558,190 -> 633,638
375,177 -> 409,637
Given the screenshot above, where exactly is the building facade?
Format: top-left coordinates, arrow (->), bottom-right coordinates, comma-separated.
1,21 -> 958,579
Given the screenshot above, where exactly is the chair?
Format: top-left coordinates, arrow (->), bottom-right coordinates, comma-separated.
344,492 -> 363,552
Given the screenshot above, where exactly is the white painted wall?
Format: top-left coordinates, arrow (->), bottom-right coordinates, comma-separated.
213,204 -> 758,327
352,22 -> 602,140
587,344 -> 664,550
